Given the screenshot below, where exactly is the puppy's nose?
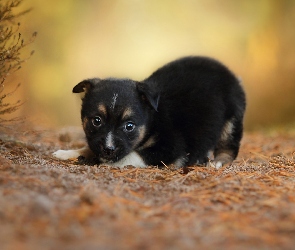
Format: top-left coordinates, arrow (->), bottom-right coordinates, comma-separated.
103,146 -> 116,156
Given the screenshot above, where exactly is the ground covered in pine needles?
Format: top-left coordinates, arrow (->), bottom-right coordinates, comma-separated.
1,126 -> 295,250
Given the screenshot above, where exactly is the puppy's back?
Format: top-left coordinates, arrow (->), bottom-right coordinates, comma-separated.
140,56 -> 246,167
145,56 -> 239,95
144,56 -> 245,120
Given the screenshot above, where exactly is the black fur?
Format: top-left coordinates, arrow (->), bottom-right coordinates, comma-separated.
74,56 -> 246,167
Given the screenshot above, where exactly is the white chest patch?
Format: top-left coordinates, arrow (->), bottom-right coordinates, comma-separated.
53,148 -> 146,168
101,151 -> 146,168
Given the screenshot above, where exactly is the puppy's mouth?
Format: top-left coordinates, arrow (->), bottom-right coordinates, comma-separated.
99,156 -> 117,163
91,147 -> 125,164
100,153 -> 132,164
88,139 -> 128,164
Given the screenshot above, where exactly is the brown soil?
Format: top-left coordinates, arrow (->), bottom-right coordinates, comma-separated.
1,126 -> 295,250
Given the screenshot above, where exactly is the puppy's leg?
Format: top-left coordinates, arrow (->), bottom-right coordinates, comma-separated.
185,133 -> 217,167
53,146 -> 94,160
213,117 -> 243,169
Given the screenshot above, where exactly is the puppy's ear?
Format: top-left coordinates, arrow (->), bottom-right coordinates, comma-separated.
136,82 -> 160,111
72,78 -> 101,93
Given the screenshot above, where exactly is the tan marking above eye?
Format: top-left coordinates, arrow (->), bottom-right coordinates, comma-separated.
122,107 -> 133,120
98,104 -> 107,116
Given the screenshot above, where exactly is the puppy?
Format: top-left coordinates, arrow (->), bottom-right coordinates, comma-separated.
53,56 -> 246,169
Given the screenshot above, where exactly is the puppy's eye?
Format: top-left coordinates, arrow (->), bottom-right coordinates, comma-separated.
124,122 -> 135,132
92,116 -> 102,127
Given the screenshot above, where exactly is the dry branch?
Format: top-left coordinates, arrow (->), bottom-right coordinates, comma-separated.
0,0 -> 36,125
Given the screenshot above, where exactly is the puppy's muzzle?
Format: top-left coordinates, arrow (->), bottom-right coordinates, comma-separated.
103,145 -> 117,157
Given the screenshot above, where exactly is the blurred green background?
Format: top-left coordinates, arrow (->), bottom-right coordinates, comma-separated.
12,0 -> 295,130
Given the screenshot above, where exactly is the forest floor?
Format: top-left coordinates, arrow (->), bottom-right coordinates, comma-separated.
1,125 -> 295,250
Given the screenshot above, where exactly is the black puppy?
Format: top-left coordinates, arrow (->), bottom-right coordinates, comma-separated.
53,56 -> 246,168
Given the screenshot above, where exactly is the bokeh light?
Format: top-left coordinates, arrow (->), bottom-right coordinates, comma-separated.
10,0 -> 295,130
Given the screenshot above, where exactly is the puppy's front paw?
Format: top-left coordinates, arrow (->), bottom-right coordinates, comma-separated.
53,149 -> 81,160
205,160 -> 224,169
207,152 -> 234,169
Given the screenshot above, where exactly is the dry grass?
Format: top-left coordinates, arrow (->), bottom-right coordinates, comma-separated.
0,126 -> 295,250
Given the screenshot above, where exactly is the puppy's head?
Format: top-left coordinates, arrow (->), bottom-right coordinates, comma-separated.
73,78 -> 159,163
